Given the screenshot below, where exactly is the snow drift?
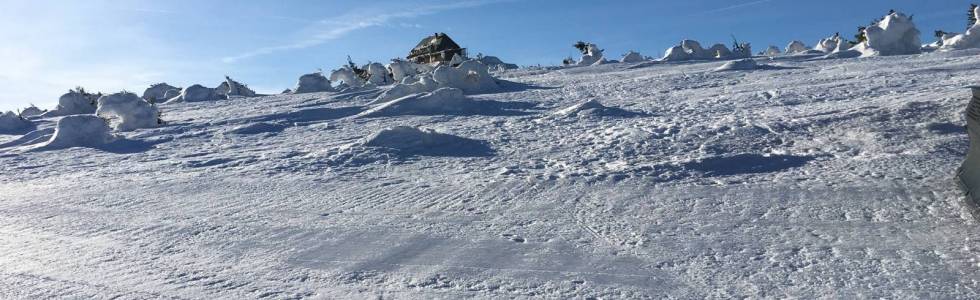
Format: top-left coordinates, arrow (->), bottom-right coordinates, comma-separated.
142,83 -> 180,103
854,12 -> 921,57
942,6 -> 980,51
96,92 -> 160,131
292,72 -> 333,94
0,111 -> 32,134
358,88 -> 486,118
38,115 -> 114,149
361,126 -> 493,157
715,59 -> 763,71
549,99 -> 646,119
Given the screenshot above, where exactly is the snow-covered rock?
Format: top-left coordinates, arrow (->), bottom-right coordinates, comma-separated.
168,84 -> 224,103
142,83 -> 180,103
96,92 -> 160,131
0,111 -> 32,134
714,58 -> 760,71
292,72 -> 333,94
854,12 -> 921,57
785,41 -> 809,54
39,115 -> 114,149
942,7 -> 980,50
621,51 -> 646,63
42,90 -> 98,117
763,46 -> 781,56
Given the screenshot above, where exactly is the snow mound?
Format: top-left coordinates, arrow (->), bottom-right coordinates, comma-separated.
292,72 -> 333,94
217,76 -> 257,98
942,7 -> 980,50
854,12 -> 921,57
662,45 -> 691,61
365,63 -> 395,85
360,126 -> 493,156
142,83 -> 180,103
329,67 -> 364,87
0,111 -> 32,134
168,84 -> 225,103
814,34 -> 842,53
19,105 -> 45,118
39,115 -> 115,149
387,59 -> 419,82
661,40 -> 748,61
706,43 -> 733,59
358,88 -> 474,118
715,58 -> 760,71
43,90 -> 98,117
550,99 -> 646,119
785,41 -> 809,54
95,92 -> 160,131
621,51 -> 646,63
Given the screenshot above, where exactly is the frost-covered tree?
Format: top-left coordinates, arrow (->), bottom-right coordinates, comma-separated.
971,4 -> 979,29
573,41 -> 589,55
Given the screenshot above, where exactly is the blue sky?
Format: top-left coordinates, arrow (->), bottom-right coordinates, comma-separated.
0,0 -> 973,112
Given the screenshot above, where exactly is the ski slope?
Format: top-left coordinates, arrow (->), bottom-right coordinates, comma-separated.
2,50 -> 980,298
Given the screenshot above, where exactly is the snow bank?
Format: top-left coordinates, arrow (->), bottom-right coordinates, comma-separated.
217,76 -> 257,97
785,41 -> 809,54
292,72 -> 333,94
0,111 -> 32,134
40,115 -> 114,149
43,91 -> 98,117
714,58 -> 760,71
375,60 -> 500,103
854,12 -> 921,56
142,83 -> 180,103
942,7 -> 980,50
96,92 -> 160,131
168,84 -> 224,103
358,88 -> 480,118
621,51 -> 646,63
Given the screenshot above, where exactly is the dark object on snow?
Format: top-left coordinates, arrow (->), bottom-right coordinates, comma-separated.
407,33 -> 467,65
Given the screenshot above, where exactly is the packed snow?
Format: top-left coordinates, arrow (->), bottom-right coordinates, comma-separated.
4,33 -> 980,299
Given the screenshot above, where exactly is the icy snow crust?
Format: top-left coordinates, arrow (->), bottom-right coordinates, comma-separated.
2,51 -> 980,298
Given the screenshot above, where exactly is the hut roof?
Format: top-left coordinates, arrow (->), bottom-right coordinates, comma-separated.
411,33 -> 461,53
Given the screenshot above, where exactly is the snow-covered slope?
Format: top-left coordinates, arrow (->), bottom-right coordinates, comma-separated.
2,50 -> 980,298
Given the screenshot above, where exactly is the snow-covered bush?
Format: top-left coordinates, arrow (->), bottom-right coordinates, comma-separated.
942,6 -> 980,50
96,92 -> 160,131
0,111 -> 32,134
19,105 -> 45,118
387,59 -> 419,82
42,89 -> 98,117
142,83 -> 180,103
40,115 -> 114,149
763,46 -> 781,56
365,63 -> 394,85
785,41 -> 809,54
621,51 -> 646,63
292,72 -> 333,94
217,76 -> 257,97
853,12 -> 921,56
476,55 -> 518,70
573,42 -> 604,66
329,67 -> 364,87
168,84 -> 224,102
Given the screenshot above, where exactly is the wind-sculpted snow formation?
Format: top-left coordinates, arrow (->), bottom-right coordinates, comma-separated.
942,6 -> 980,51
854,12 -> 921,57
168,84 -> 225,103
41,90 -> 98,117
661,39 -> 751,61
142,83 -> 180,103
375,60 -> 500,103
0,111 -> 32,134
292,72 -> 333,94
36,115 -> 114,150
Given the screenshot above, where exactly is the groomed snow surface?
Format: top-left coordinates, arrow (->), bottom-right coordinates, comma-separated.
2,50 -> 980,298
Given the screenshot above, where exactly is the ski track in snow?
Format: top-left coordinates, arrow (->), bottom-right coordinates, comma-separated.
2,51 -> 980,298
